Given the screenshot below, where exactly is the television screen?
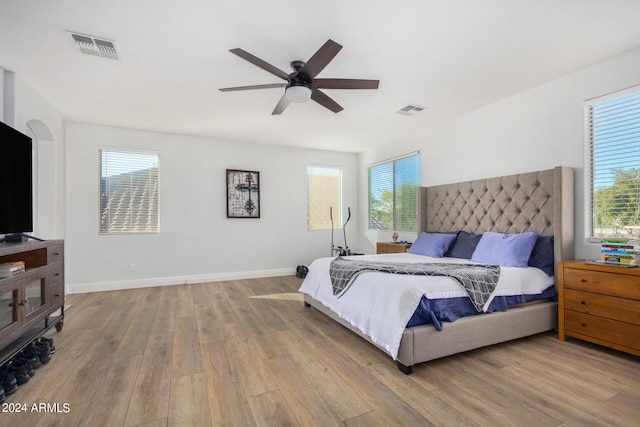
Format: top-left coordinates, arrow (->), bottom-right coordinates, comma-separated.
0,121 -> 33,235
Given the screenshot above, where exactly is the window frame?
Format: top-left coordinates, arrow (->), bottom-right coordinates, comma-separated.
584,85 -> 640,242
367,152 -> 422,232
99,147 -> 160,235
306,165 -> 343,231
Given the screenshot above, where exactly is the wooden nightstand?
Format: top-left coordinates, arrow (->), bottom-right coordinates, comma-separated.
558,260 -> 640,356
376,242 -> 412,254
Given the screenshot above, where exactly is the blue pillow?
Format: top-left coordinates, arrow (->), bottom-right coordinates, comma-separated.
528,235 -> 554,276
408,232 -> 458,258
471,232 -> 538,267
445,231 -> 482,259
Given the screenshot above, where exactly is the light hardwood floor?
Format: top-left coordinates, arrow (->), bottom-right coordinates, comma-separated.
3,276 -> 639,426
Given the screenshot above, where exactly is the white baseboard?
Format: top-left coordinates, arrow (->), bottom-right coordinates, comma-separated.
66,267 -> 297,294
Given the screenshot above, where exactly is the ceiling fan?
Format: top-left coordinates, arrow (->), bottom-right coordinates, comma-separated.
219,39 -> 379,115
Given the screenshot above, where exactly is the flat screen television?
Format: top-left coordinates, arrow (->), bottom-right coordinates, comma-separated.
0,121 -> 33,237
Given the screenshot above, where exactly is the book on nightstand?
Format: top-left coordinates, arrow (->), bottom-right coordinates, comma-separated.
600,239 -> 639,265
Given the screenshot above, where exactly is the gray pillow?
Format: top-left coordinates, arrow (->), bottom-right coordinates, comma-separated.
445,231 -> 482,259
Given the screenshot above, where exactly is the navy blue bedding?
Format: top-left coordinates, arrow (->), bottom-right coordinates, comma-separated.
406,286 -> 557,331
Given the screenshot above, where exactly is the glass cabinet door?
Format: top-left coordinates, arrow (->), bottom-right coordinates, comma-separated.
0,283 -> 19,333
24,278 -> 46,318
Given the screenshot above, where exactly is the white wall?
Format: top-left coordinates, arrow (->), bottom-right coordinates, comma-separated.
358,47 -> 640,260
1,70 -> 65,240
65,123 -> 358,292
14,74 -> 66,240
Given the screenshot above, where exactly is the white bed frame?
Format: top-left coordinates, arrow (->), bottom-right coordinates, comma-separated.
303,166 -> 574,374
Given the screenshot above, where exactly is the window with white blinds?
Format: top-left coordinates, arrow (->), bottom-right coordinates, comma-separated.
307,166 -> 342,231
99,148 -> 159,234
585,86 -> 640,240
368,152 -> 422,232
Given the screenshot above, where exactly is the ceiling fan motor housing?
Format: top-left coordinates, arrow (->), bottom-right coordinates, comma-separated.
288,61 -> 311,89
290,60 -> 306,72
286,62 -> 313,102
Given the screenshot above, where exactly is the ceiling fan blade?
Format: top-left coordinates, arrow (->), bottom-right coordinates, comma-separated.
229,48 -> 289,80
272,94 -> 292,115
314,78 -> 379,90
298,39 -> 342,79
219,83 -> 287,92
311,88 -> 343,113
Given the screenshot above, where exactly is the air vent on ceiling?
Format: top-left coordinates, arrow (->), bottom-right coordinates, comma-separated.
68,32 -> 119,60
395,104 -> 426,116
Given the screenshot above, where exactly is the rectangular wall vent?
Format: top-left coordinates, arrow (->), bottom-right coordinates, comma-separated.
68,32 -> 119,60
395,104 -> 426,116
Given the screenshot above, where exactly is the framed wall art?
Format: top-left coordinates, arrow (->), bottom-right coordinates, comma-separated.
226,169 -> 260,218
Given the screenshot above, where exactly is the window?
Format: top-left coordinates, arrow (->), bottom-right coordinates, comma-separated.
368,152 -> 422,231
307,166 -> 342,231
585,86 -> 640,241
99,148 -> 159,234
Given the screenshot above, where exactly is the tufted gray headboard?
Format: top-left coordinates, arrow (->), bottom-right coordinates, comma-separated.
417,166 -> 574,281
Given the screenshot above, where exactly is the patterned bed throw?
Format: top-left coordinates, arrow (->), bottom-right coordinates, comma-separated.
329,257 -> 501,312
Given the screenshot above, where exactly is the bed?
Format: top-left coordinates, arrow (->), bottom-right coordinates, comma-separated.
300,166 -> 574,374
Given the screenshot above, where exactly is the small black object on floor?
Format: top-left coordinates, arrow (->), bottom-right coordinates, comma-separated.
296,265 -> 308,278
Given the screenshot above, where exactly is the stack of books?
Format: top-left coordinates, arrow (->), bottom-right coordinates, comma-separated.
0,260 -> 26,278
600,240 -> 639,265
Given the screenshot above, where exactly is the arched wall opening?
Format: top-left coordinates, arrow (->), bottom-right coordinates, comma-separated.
26,119 -> 57,239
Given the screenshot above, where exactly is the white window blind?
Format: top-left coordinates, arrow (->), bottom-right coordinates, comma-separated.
585,86 -> 640,240
307,166 -> 342,231
99,148 -> 159,234
368,152 -> 421,231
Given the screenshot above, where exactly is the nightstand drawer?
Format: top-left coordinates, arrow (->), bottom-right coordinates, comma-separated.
563,268 -> 640,300
565,311 -> 640,352
376,242 -> 411,254
564,289 -> 640,325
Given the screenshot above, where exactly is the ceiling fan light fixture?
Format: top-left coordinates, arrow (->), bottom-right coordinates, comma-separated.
285,85 -> 312,103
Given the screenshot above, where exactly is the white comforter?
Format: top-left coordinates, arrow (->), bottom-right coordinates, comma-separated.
298,253 -> 554,360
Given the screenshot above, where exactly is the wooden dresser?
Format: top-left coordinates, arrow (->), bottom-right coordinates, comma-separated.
0,240 -> 65,365
376,242 -> 412,254
558,260 -> 639,356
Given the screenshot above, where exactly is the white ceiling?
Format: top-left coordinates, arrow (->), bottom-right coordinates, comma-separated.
1,0 -> 640,153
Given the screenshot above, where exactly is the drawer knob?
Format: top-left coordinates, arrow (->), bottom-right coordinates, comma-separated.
580,279 -> 587,283
581,322 -> 587,327
580,300 -> 586,305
